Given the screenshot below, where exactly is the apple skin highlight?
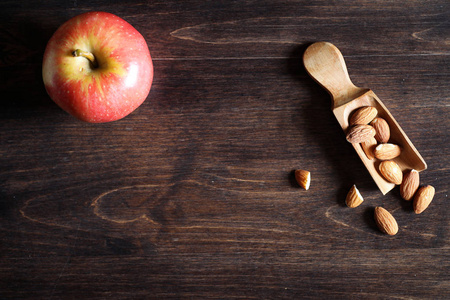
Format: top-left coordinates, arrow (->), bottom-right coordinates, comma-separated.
43,12 -> 153,123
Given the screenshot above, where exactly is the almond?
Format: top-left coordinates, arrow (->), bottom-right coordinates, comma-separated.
361,136 -> 377,160
345,184 -> 364,208
349,106 -> 378,125
379,160 -> 403,185
413,185 -> 435,214
371,117 -> 390,143
400,169 -> 420,201
373,143 -> 402,160
295,169 -> 311,190
374,207 -> 398,235
346,124 -> 376,144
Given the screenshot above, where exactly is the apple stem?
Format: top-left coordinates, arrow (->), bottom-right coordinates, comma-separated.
72,49 -> 98,68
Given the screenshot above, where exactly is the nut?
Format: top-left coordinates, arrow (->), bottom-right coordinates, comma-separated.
345,184 -> 364,208
400,169 -> 420,201
295,169 -> 311,190
371,117 -> 390,143
373,143 -> 402,160
374,207 -> 398,235
379,160 -> 403,185
361,136 -> 377,160
346,124 -> 376,144
413,185 -> 435,214
349,106 -> 378,126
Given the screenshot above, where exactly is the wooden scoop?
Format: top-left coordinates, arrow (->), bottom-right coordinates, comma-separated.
303,42 -> 426,194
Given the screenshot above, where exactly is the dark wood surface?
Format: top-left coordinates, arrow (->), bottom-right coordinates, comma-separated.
1,1 -> 449,299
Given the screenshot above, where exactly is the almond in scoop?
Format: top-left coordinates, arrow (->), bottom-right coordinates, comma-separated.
303,42 -> 426,194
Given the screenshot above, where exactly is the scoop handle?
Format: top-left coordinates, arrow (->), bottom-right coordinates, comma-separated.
303,42 -> 365,108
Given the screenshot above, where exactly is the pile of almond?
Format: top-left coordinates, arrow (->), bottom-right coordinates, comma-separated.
344,106 -> 435,235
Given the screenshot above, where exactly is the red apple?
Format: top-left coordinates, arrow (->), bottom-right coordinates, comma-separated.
42,12 -> 153,123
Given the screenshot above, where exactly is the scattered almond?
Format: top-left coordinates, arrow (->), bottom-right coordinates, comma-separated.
371,117 -> 390,143
379,160 -> 403,185
295,169 -> 311,190
346,124 -> 376,144
374,207 -> 398,235
361,136 -> 377,160
345,184 -> 364,208
400,169 -> 420,201
413,185 -> 435,214
349,106 -> 378,126
373,143 -> 402,160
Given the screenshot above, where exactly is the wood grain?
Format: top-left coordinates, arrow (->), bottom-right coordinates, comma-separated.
0,0 -> 448,299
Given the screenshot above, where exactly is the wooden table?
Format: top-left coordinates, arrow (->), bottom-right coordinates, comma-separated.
1,1 -> 448,299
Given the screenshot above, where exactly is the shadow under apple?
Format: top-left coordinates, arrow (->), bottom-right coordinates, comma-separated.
0,17 -> 65,121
